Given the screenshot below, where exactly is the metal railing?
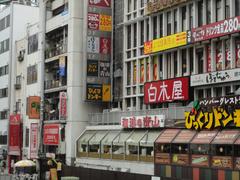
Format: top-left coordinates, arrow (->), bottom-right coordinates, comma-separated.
45,78 -> 67,90
88,106 -> 192,126
45,43 -> 67,59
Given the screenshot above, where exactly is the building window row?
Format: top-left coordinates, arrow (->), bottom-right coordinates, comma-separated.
0,39 -> 9,54
0,110 -> 7,120
0,65 -> 8,77
28,34 -> 38,54
0,88 -> 8,98
0,15 -> 10,32
0,135 -> 7,145
27,65 -> 38,85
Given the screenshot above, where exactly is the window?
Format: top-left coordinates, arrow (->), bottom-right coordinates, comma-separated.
159,14 -> 163,37
159,55 -> 163,79
197,89 -> 204,99
212,145 -> 233,156
167,11 -> 171,35
198,0 -> 203,26
0,88 -> 8,98
28,34 -> 38,54
206,88 -> 211,97
133,23 -> 137,47
216,0 -> 222,22
153,16 -> 157,39
191,144 -> 210,155
146,19 -> 149,41
0,110 -> 7,120
225,0 -> 230,19
0,135 -> 7,145
197,49 -> 204,74
236,0 -> 240,16
127,25 -> 131,49
25,128 -> 29,147
0,15 -> 10,32
128,0 -> 132,13
189,47 -> 194,74
189,4 -> 193,29
174,9 -> 178,33
27,65 -> 38,85
174,51 -> 178,77
140,21 -> 144,45
0,39 -> 9,54
206,0 -> 211,24
127,62 -> 131,85
182,49 -> 187,75
182,6 -> 187,31
216,41 -> 223,71
0,65 -> 8,77
215,87 -> 222,97
16,75 -> 21,85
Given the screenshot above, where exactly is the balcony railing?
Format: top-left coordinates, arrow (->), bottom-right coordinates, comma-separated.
88,106 -> 192,126
45,43 -> 67,59
45,78 -> 67,90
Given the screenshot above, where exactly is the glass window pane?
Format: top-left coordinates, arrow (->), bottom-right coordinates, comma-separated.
140,131 -> 161,146
126,131 -> 147,145
113,131 -> 132,145
89,131 -> 108,144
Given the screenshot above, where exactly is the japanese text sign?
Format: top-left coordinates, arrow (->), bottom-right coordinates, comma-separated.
87,60 -> 98,76
88,0 -> 111,8
43,124 -> 59,146
88,13 -> 100,30
144,31 -> 189,55
30,123 -> 38,159
88,13 -> 112,32
9,114 -> 21,156
144,77 -> 189,104
59,92 -> 67,120
191,16 -> 240,43
121,115 -> 165,128
87,84 -> 102,101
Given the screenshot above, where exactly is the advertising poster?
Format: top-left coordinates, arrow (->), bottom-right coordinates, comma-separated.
86,84 -> 102,101
225,39 -> 231,70
102,84 -> 111,102
99,61 -> 110,77
43,124 -> 60,146
236,39 -> 240,68
30,123 -> 38,159
89,0 -> 111,8
216,42 -> 223,71
88,13 -> 100,30
99,14 -> 112,32
100,37 -> 111,54
27,96 -> 40,119
133,61 -> 137,84
140,60 -> 145,83
59,56 -> 66,77
153,56 -> 158,81
87,60 -> 98,76
59,92 -> 67,120
9,114 -> 21,156
87,36 -> 100,53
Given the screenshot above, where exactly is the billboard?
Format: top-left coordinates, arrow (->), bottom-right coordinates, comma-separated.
144,77 -> 189,104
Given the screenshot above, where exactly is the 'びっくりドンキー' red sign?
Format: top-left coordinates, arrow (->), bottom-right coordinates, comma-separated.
191,16 -> 240,43
43,124 -> 59,146
144,77 -> 189,104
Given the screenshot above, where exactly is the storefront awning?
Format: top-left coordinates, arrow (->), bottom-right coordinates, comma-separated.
172,130 -> 196,144
126,131 -> 147,146
234,135 -> 240,145
191,131 -> 218,144
211,130 -> 240,145
89,131 -> 108,145
78,130 -> 96,145
113,131 -> 133,146
101,131 -> 120,145
140,131 -> 162,147
155,129 -> 180,144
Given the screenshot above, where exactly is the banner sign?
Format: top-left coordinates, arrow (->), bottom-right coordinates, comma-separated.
191,155 -> 209,167
59,56 -> 66,77
191,68 -> 240,86
88,0 -> 111,8
144,77 -> 189,104
87,60 -> 98,76
145,0 -> 188,15
9,114 -> 21,156
102,84 -> 111,102
27,96 -> 40,119
144,31 -> 189,55
30,123 -> 38,159
86,84 -> 102,101
88,13 -> 112,32
59,92 -> 67,120
43,124 -> 59,146
99,61 -> 110,77
87,36 -> 100,53
191,16 -> 240,43
121,115 -> 165,128
100,37 -> 111,54
88,13 -> 100,30
212,156 -> 233,169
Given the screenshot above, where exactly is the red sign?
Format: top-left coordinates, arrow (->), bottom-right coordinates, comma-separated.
43,124 -> 59,146
191,16 -> 240,43
236,40 -> 240,68
88,13 -> 99,30
207,46 -> 211,72
59,92 -> 67,120
89,0 -> 111,7
30,123 -> 38,159
144,77 -> 189,104
9,114 -> 21,156
121,115 -> 165,128
100,37 -> 111,54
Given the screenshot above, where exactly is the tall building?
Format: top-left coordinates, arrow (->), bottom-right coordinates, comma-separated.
0,2 -> 38,170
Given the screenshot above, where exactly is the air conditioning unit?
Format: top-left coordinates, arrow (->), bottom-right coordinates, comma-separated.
18,50 -> 25,62
14,83 -> 21,90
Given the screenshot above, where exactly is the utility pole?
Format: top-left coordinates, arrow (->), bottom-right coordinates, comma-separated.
38,0 -> 46,178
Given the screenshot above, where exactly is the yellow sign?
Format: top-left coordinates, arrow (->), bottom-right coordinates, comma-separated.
102,84 -> 111,102
144,32 -> 187,55
99,14 -> 112,32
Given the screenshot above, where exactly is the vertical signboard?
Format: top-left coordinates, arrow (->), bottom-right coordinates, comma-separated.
59,92 -> 67,120
30,123 -> 38,159
9,114 -> 21,156
27,96 -> 40,119
43,124 -> 60,146
87,0 -> 112,102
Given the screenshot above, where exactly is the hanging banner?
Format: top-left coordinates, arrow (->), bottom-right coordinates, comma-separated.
140,60 -> 145,83
133,61 -> 137,84
88,13 -> 100,30
99,14 -> 112,32
30,123 -> 38,159
102,84 -> 111,102
9,114 -> 21,156
27,96 -> 40,119
87,60 -> 98,76
88,0 -> 111,8
99,61 -> 110,77
100,37 -> 111,54
144,77 -> 189,104
59,56 -> 66,77
43,124 -> 60,146
87,36 -> 100,53
86,84 -> 102,101
191,16 -> 240,43
59,92 -> 67,120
